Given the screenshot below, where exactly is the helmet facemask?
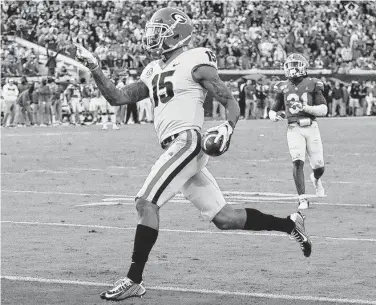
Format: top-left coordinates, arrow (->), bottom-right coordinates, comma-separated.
142,19 -> 191,55
284,59 -> 307,79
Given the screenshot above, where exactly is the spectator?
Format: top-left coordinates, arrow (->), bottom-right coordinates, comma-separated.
124,75 -> 139,124
331,81 -> 346,117
48,78 -> 62,125
255,80 -> 269,119
244,80 -> 257,120
17,76 -> 29,94
45,47 -> 61,77
64,81 -> 83,125
15,83 -> 35,126
23,54 -> 39,76
349,81 -> 362,116
2,78 -> 19,127
366,81 -> 376,116
37,78 -> 52,126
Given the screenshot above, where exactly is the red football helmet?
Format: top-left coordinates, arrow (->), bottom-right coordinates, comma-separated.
142,7 -> 193,56
284,53 -> 308,79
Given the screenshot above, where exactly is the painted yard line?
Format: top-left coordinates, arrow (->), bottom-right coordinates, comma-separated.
3,221 -> 376,242
3,190 -> 371,207
2,276 -> 376,305
75,202 -> 135,206
3,168 -> 375,186
269,179 -> 376,185
1,189 -> 299,197
2,131 -> 91,137
2,276 -> 375,305
108,166 -> 138,169
77,199 -> 370,208
74,200 -> 294,207
326,153 -> 376,157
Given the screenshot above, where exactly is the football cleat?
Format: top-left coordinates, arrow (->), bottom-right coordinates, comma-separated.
298,197 -> 310,210
112,124 -> 120,130
310,173 -> 325,197
100,277 -> 146,301
289,212 -> 312,257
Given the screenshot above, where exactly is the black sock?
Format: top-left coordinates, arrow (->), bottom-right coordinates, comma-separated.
243,208 -> 294,234
127,224 -> 158,283
293,160 -> 305,195
313,167 -> 325,180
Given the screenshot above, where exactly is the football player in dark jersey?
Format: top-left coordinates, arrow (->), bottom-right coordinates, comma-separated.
269,53 -> 327,209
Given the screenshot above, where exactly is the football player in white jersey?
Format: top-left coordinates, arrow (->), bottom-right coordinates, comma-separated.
75,8 -> 312,301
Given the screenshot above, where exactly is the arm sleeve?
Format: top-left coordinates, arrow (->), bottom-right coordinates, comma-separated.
270,82 -> 284,111
270,92 -> 284,111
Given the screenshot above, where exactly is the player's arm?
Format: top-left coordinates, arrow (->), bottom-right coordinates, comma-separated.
74,43 -> 149,106
193,65 -> 239,153
268,85 -> 285,121
193,65 -> 239,127
302,81 -> 328,116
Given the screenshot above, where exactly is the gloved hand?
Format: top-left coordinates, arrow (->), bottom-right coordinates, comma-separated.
205,121 -> 234,153
74,43 -> 99,70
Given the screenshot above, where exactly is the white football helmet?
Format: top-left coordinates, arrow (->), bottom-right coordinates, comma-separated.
284,53 -> 308,79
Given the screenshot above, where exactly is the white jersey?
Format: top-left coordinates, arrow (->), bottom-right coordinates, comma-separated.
3,84 -> 19,100
140,47 -> 217,143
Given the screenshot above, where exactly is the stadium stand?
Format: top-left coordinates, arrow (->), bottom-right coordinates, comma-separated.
1,0 -> 376,125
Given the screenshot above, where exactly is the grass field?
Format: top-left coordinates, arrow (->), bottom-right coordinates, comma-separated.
1,117 -> 376,305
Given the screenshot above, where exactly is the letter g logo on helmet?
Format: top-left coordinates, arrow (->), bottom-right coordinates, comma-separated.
171,12 -> 187,24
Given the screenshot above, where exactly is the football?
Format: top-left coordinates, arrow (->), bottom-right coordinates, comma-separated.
201,131 -> 224,157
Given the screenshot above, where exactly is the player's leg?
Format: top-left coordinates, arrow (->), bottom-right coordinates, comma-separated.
306,122 -> 325,197
111,105 -> 119,129
145,100 -> 153,122
287,125 -> 309,209
100,130 -> 202,301
251,100 -> 257,119
181,167 -> 312,257
244,99 -> 251,119
132,103 -> 140,124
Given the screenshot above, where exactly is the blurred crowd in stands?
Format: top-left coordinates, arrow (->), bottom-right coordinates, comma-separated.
1,0 -> 376,78
1,0 -> 376,127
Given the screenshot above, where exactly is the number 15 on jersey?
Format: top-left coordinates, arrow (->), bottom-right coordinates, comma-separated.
151,70 -> 176,107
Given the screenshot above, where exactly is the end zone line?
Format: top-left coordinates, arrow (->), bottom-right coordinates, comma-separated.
2,221 -> 376,242
2,275 -> 376,305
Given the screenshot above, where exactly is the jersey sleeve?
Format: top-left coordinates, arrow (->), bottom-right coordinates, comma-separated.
191,48 -> 218,73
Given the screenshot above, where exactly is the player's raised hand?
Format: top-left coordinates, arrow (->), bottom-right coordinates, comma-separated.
74,43 -> 99,70
206,121 -> 234,153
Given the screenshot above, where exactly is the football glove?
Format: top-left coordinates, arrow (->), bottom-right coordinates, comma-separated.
205,121 -> 234,153
269,110 -> 285,122
74,43 -> 99,70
